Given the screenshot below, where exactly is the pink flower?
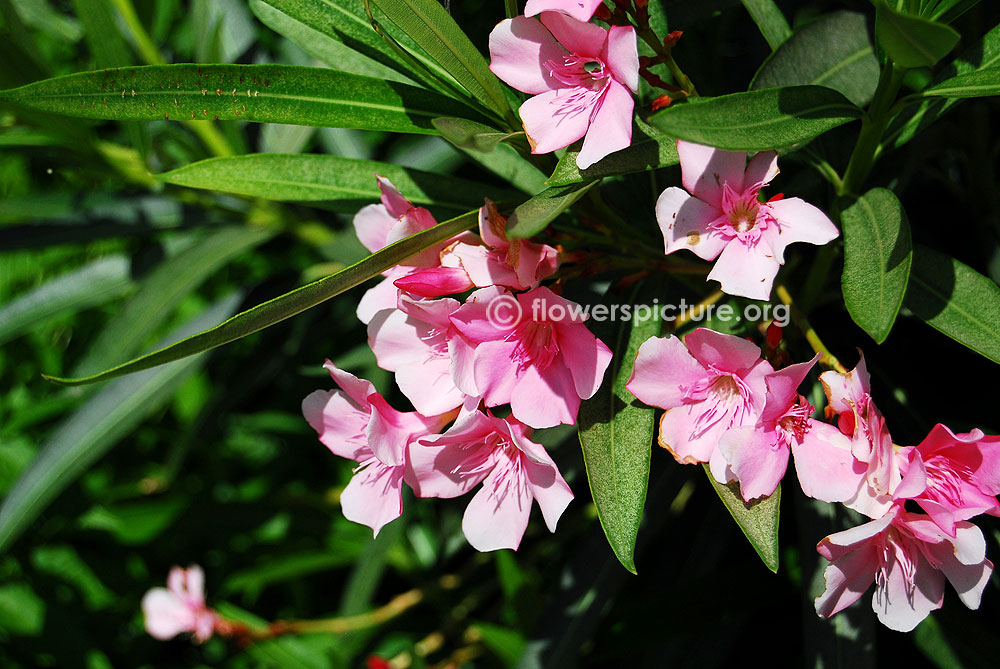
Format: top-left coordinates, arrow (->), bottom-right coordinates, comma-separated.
302,361 -> 445,536
142,565 -> 218,643
815,507 -> 993,632
448,199 -> 560,291
820,353 -> 901,517
449,286 -> 613,428
718,355 -> 863,502
895,424 -> 1000,536
625,328 -> 773,482
656,141 -> 839,299
368,294 -> 469,415
410,410 -> 573,551
489,13 -> 638,169
524,0 -> 605,22
353,176 -> 474,323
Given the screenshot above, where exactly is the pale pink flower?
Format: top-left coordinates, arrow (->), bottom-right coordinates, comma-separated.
448,200 -> 560,291
489,12 -> 638,169
353,176 -> 474,323
718,354 -> 864,502
820,353 -> 901,517
895,424 -> 1000,536
815,507 -> 993,632
625,328 -> 773,482
302,361 -> 444,536
656,140 -> 839,300
368,294 -> 470,415
449,286 -> 613,429
524,0 -> 605,22
142,565 -> 217,643
410,410 -> 573,551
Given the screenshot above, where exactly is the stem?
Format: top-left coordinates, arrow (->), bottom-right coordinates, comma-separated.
775,285 -> 846,373
670,290 -> 724,330
839,61 -> 905,196
110,0 -> 233,157
632,20 -> 698,98
504,0 -> 519,19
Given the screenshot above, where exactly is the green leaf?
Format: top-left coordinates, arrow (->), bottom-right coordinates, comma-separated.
31,545 -> 114,611
214,603 -> 335,669
369,0 -> 512,121
0,256 -> 132,346
751,11 -> 880,107
916,67 -> 1000,99
884,22 -> 1000,150
72,227 -> 274,378
0,583 -> 45,636
0,64 -> 482,134
904,245 -> 1000,365
841,188 -> 913,343
0,294 -> 241,552
506,181 -> 596,240
159,153 -> 514,215
740,0 -> 792,51
547,121 -> 679,187
578,280 -> 662,573
77,499 -> 187,544
648,85 -> 861,151
431,117 -> 512,153
703,464 -> 780,572
43,209 -> 480,386
249,0 -> 417,84
875,2 -> 960,69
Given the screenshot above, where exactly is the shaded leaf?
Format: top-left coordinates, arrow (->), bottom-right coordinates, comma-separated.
703,464 -> 780,572
841,188 -> 913,343
905,245 -> 1000,365
741,0 -> 792,50
547,121 -> 679,187
0,583 -> 45,636
506,181 -> 596,239
917,67 -> 1000,99
751,11 -> 879,107
875,2 -> 959,69
648,85 -> 861,151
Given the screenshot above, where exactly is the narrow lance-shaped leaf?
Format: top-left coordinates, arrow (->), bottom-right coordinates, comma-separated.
648,85 -> 861,151
740,0 -> 792,51
0,64 -> 484,134
904,245 -> 1000,365
841,188 -> 913,344
368,0 -> 513,122
505,181 -> 596,240
433,118 -> 547,195
578,279 -> 663,573
750,11 -> 879,107
914,67 -> 1000,99
0,294 -> 243,553
43,209 -> 480,386
875,2 -> 960,69
703,464 -> 781,572
547,121 -> 679,187
158,153 -> 517,215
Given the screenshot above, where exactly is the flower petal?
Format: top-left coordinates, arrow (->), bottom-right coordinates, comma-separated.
462,463 -> 533,551
524,0 -> 605,22
706,237 -> 781,300
539,11 -> 607,59
340,461 -> 405,537
684,327 -> 765,374
142,589 -> 196,640
743,150 -> 779,188
656,187 -> 728,260
488,16 -> 565,95
764,197 -> 840,263
576,80 -> 634,170
520,87 -> 594,154
625,335 -> 706,409
677,140 -> 747,209
719,425 -> 788,501
814,541 -> 878,619
791,421 -> 866,503
603,26 -> 639,93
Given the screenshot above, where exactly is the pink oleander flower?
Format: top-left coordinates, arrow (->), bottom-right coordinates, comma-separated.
353,175 -> 474,323
815,506 -> 993,632
656,140 -> 839,300
820,353 -> 901,517
368,294 -> 469,415
449,286 -> 613,429
895,424 -> 1000,536
410,410 -> 573,551
489,12 -> 639,169
625,328 -> 773,482
302,361 -> 445,536
142,565 -> 218,643
718,354 -> 864,502
448,199 -> 560,291
524,0 -> 605,22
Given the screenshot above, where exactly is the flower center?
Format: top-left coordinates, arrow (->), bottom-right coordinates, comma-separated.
712,183 -> 776,244
923,455 -> 974,507
777,396 -> 814,447
545,55 -> 609,90
680,369 -> 755,437
509,321 -> 559,371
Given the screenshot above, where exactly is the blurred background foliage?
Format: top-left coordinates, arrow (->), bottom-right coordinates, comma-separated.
1,0 -> 999,667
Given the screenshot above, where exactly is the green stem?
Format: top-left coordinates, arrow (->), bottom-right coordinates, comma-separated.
633,21 -> 698,97
504,0 -> 519,19
110,0 -> 233,156
775,284 -> 846,373
839,61 -> 905,196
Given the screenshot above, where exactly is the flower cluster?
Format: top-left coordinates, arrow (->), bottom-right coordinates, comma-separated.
303,177 -> 612,551
628,331 -> 999,631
